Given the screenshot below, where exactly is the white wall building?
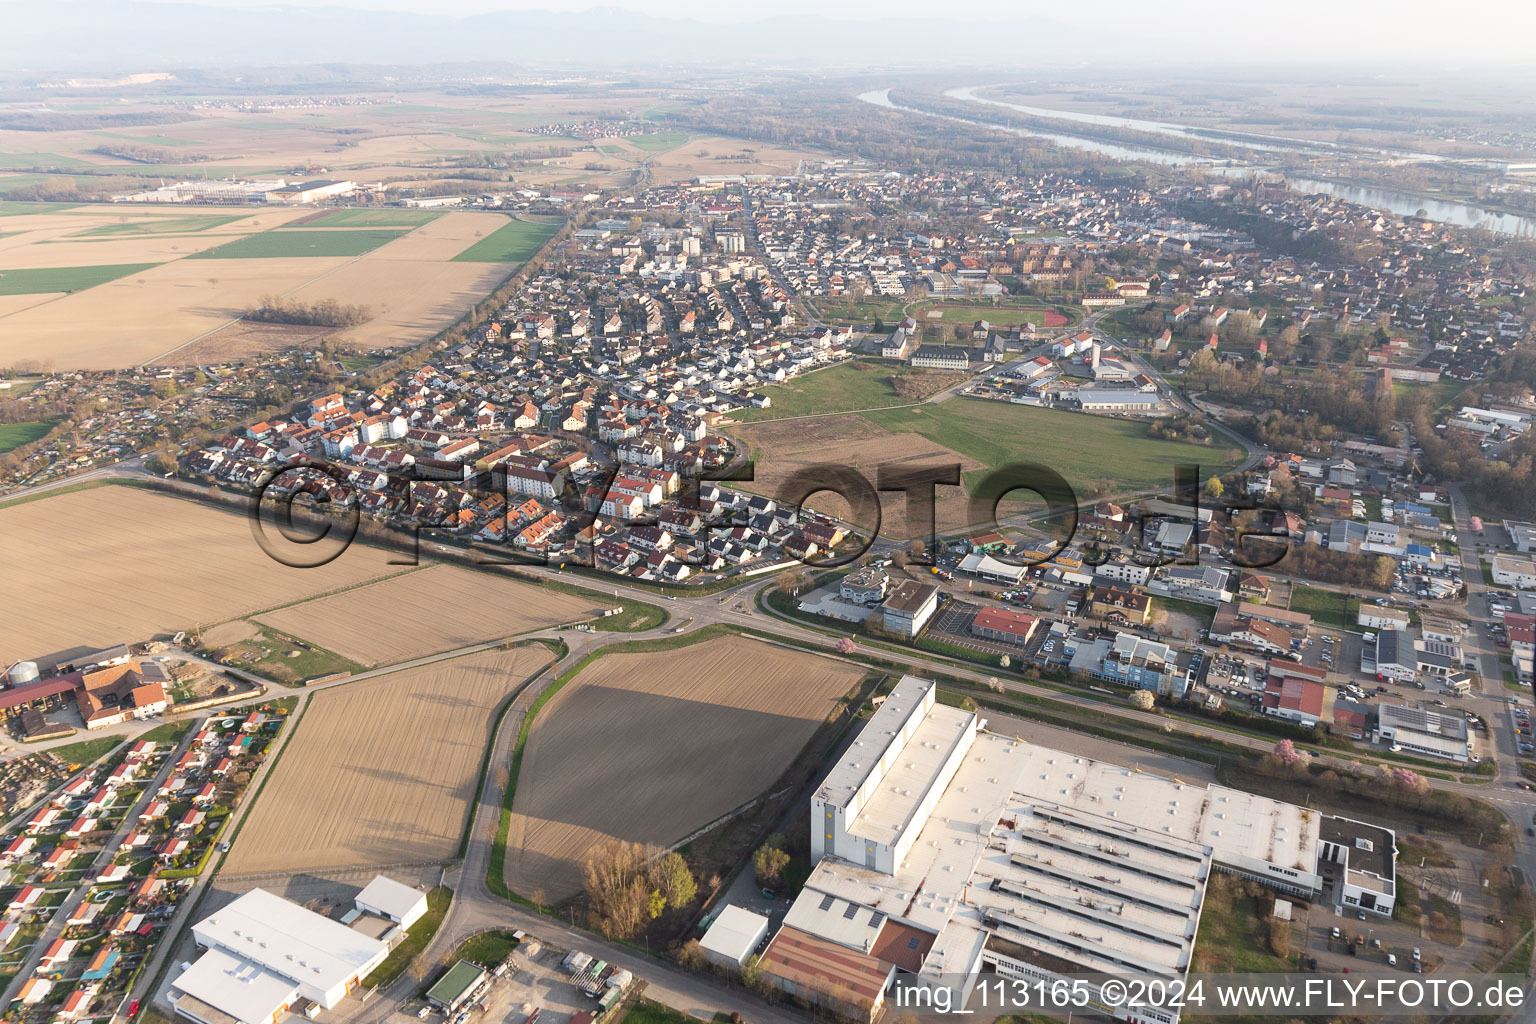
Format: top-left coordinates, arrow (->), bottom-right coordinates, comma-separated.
1493,554 -> 1536,591
353,876 -> 428,930
170,887 -> 389,1024
699,906 -> 771,969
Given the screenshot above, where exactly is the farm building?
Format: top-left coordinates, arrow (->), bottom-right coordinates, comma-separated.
765,676 -> 1398,1021
169,887 -> 390,1024
0,656 -> 168,730
699,906 -> 771,968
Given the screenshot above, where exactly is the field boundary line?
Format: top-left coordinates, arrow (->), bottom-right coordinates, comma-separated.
218,859 -> 450,884
233,562 -> 432,621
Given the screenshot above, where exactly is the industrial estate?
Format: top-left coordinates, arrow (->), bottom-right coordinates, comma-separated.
4,16 -> 1536,1024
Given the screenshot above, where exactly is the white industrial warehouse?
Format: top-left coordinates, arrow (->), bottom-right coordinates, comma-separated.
761,676 -> 1397,1023
168,879 -> 425,1024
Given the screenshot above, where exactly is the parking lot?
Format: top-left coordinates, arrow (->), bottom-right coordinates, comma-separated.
928,597 -> 1048,662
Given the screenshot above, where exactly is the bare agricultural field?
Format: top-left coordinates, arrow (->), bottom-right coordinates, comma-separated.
152,320 -> 330,365
503,634 -> 864,898
0,484 -> 408,667
200,619 -> 260,648
360,211 -> 514,261
0,208 -> 528,368
0,206 -> 309,268
226,644 -> 556,875
0,256 -> 349,368
727,415 -> 989,537
278,257 -> 512,351
254,563 -> 603,666
0,291 -> 62,317
643,136 -> 823,185
0,232 -> 238,268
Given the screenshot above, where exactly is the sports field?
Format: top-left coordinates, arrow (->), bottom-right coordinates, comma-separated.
254,563 -> 605,666
225,644 -> 556,874
911,301 -> 1057,327
503,633 -> 863,898
0,262 -> 157,295
453,216 -> 563,263
732,359 -> 968,422
0,484 -> 407,667
187,227 -> 408,260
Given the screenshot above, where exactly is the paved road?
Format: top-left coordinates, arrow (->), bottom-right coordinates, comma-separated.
12,433 -> 1531,1019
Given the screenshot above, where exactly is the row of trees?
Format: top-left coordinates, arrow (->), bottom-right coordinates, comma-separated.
1245,750 -> 1509,846
243,295 -> 371,328
92,143 -> 210,164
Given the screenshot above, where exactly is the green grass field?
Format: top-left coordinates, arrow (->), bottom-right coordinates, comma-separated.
0,421 -> 54,453
0,262 -> 159,295
50,735 -> 123,766
0,153 -> 94,170
735,359 -> 955,422
860,397 -> 1244,497
1392,376 -> 1471,414
452,216 -> 562,263
72,213 -> 248,238
628,131 -> 690,152
293,208 -> 444,228
0,201 -> 80,217
188,228 -> 407,260
1288,586 -> 1360,630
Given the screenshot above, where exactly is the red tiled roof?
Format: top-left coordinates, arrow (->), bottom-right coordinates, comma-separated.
761,926 -> 890,1008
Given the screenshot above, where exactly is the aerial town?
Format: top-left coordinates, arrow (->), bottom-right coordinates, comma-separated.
4,18 -> 1536,1024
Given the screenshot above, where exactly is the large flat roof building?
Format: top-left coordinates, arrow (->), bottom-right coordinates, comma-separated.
170,887 -> 390,1024
768,677 -> 1393,1023
1375,703 -> 1470,762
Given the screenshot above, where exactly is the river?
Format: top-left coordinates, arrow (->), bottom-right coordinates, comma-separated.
856,88 -> 1536,237
856,88 -> 1218,167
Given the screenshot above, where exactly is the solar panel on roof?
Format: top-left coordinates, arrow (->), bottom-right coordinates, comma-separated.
842,903 -> 859,919
818,894 -> 835,912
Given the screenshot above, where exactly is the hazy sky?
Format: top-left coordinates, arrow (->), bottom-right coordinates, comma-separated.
61,0 -> 1536,65
144,0 -> 1536,31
